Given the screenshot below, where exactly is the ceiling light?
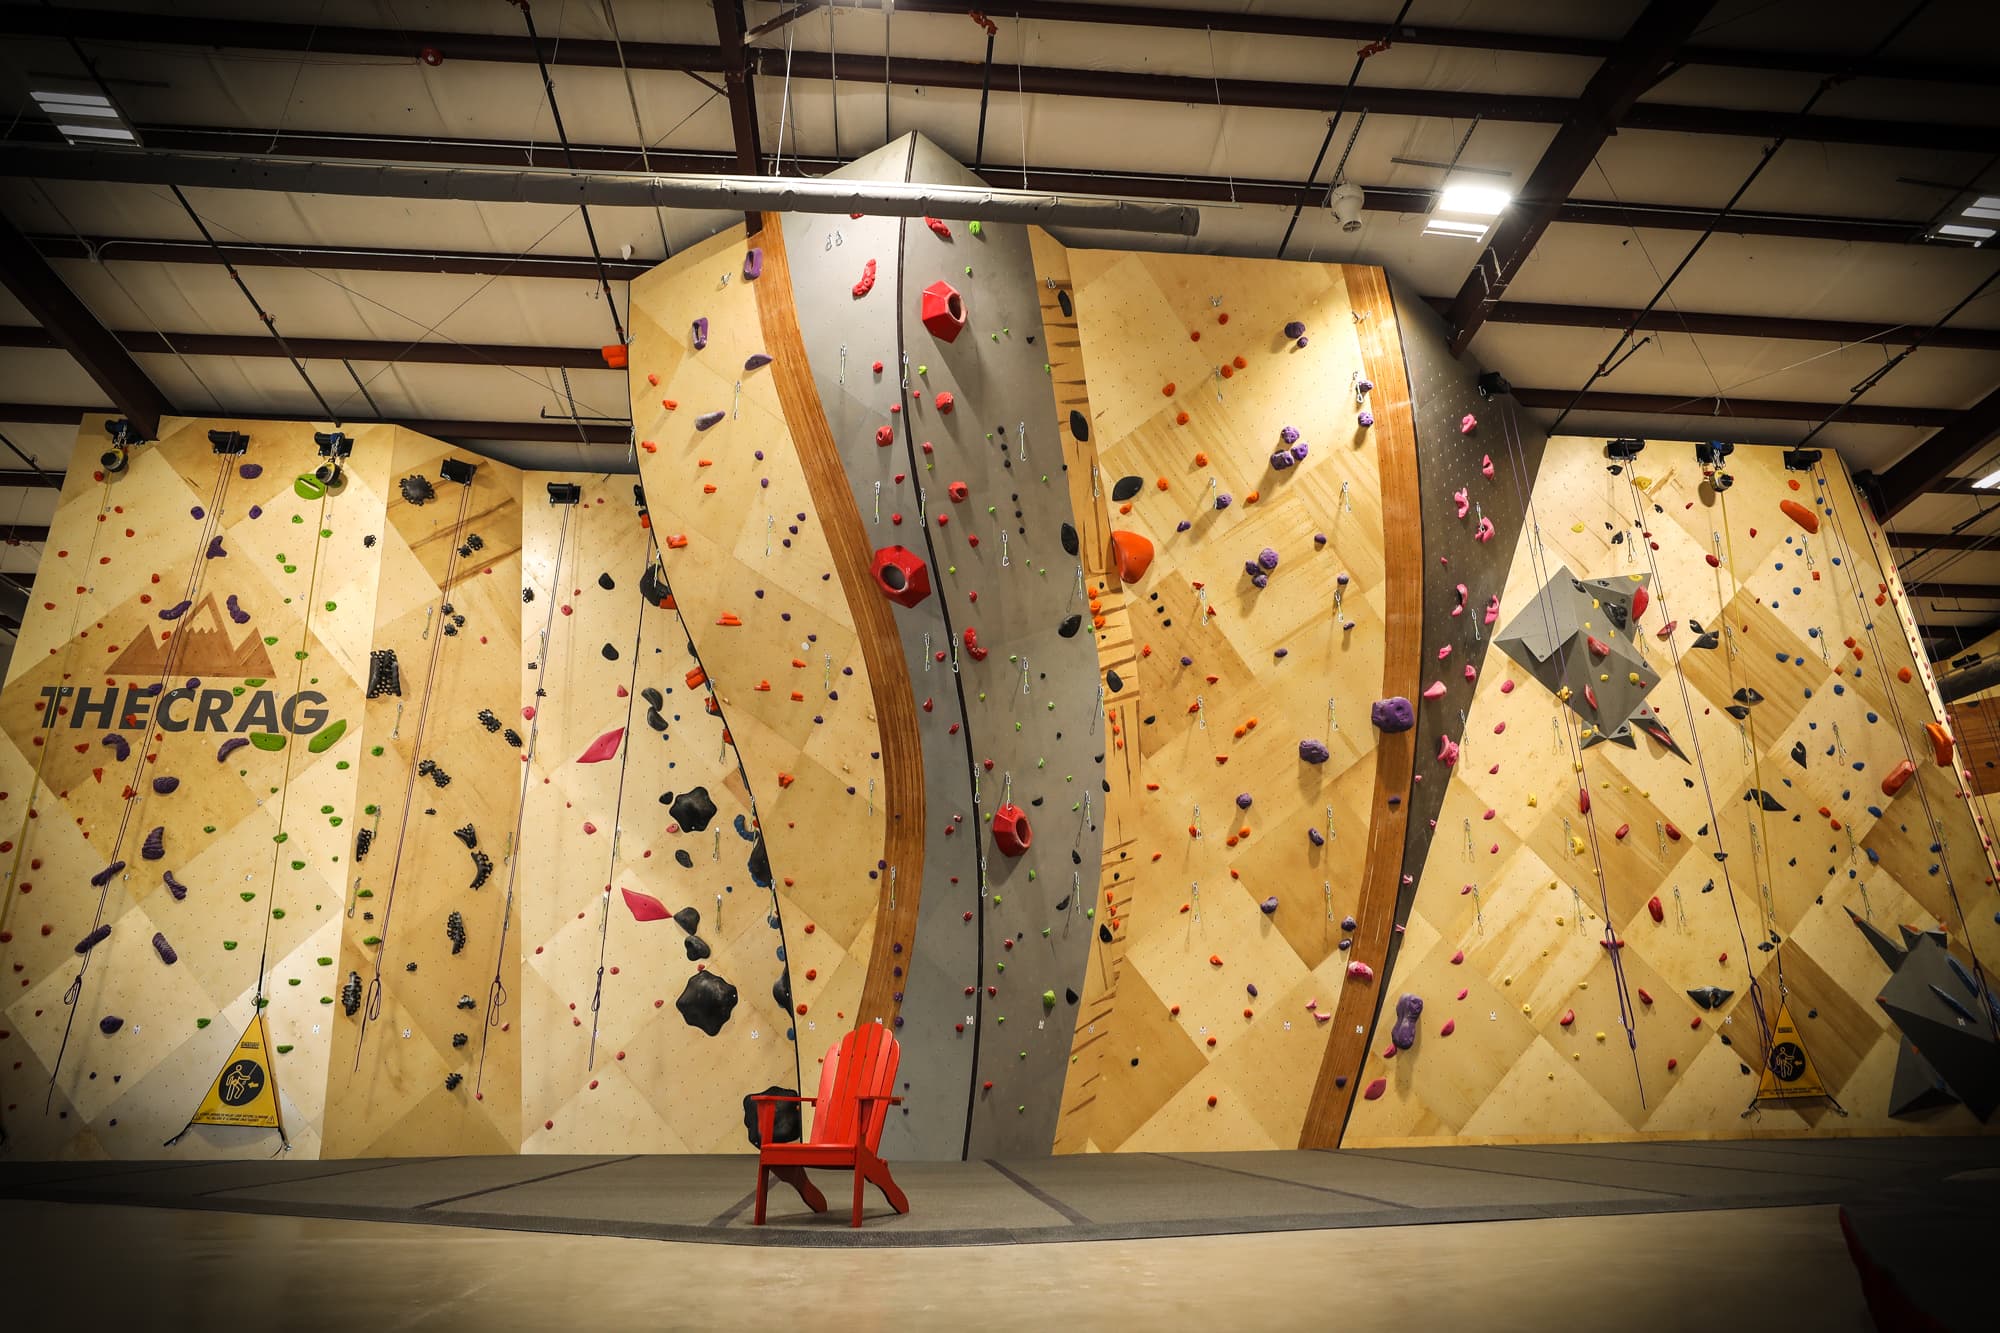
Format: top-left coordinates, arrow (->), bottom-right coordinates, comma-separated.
1423,218 -> 1490,239
33,85 -> 140,146
1439,184 -> 1511,216
1937,223 -> 1996,242
1962,203 -> 2000,221
55,123 -> 136,142
1973,467 -> 2000,490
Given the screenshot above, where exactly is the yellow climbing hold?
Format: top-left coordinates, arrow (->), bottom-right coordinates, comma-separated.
1527,793 -> 1539,807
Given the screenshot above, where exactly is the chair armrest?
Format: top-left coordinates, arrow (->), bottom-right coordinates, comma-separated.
748,1094 -> 817,1104
854,1095 -> 904,1105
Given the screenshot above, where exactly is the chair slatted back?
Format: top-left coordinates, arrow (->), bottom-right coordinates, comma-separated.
808,1023 -> 900,1148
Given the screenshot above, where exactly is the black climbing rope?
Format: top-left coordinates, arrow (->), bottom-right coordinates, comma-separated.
586,543 -> 653,1071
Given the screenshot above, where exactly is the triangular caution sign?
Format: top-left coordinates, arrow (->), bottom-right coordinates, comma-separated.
1754,999 -> 1829,1102
167,1012 -> 286,1145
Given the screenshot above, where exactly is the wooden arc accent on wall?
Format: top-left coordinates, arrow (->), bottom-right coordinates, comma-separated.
752,215 -> 927,1029
1298,266 -> 1422,1149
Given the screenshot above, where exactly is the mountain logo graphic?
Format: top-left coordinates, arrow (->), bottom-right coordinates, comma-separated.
109,593 -> 277,679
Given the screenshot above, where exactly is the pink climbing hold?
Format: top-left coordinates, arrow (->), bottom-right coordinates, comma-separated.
622,887 -> 670,922
1363,1077 -> 1388,1100
1437,733 -> 1459,766
1484,595 -> 1500,625
1453,488 -> 1469,518
1422,681 -> 1447,700
1449,949 -> 1464,965
577,728 -> 625,764
1451,583 -> 1468,616
1480,454 -> 1494,478
1474,516 -> 1495,542
1439,1019 -> 1456,1037
852,258 -> 878,298
1460,413 -> 1477,434
1347,960 -> 1375,980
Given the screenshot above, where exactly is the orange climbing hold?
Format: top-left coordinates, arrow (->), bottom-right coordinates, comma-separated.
1926,721 -> 1954,767
1898,666 -> 1914,683
1881,759 -> 1917,797
716,613 -> 743,626
1109,530 -> 1155,581
1162,382 -> 1176,396
1779,498 -> 1820,534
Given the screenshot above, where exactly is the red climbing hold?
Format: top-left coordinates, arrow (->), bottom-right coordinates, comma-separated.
577,727 -> 625,764
962,626 -> 989,661
1439,1019 -> 1456,1037
924,216 -> 952,240
1629,585 -> 1649,621
1705,553 -> 1721,568
1363,1077 -> 1387,1100
1648,895 -> 1664,923
876,424 -> 895,447
621,887 -> 670,922
1779,498 -> 1820,534
936,391 -> 955,414
852,258 -> 878,298
992,802 -> 1032,856
1881,758 -> 1917,797
1559,1008 -> 1576,1027
921,280 -> 968,342
870,545 -> 933,607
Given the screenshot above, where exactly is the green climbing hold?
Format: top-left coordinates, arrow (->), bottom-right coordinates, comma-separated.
263,635 -> 279,646
319,996 -> 333,1004
196,1018 -> 211,1029
272,909 -> 286,919
245,678 -> 267,687
308,719 -> 347,753
289,861 -> 304,870
1042,989 -> 1056,1009
250,733 -> 287,752
317,957 -> 333,966
203,825 -> 216,833
223,941 -> 238,951
324,600 -> 337,612
329,816 -> 343,826
276,1044 -> 295,1054
295,475 -> 326,500
362,935 -> 381,946
370,747 -> 384,757
274,832 -> 289,845
336,761 -> 350,770
287,977 -> 300,985
969,220 -> 983,236
240,892 -> 255,902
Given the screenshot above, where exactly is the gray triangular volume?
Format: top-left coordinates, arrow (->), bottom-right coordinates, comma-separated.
1887,1037 -> 1958,1117
1847,907 -> 1907,971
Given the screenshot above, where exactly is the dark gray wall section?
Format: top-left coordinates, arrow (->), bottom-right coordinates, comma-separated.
1377,279 -> 1552,992
782,139 -> 981,1161
896,136 -> 1104,1161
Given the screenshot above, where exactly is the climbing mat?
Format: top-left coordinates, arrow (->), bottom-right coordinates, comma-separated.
1341,433 -> 2000,1144
320,431 -> 524,1157
779,135 -> 1109,1160
0,414 -> 390,1157
515,476 -> 799,1153
626,222 -> 885,1147
1042,241 -> 1398,1152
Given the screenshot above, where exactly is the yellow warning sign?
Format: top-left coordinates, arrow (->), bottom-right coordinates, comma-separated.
188,1013 -> 284,1131
1755,1000 -> 1828,1101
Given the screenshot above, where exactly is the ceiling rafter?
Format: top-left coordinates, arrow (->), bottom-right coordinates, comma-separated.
1871,385 -> 2000,517
0,325 -> 608,370
0,402 -> 626,445
1461,301 -> 2000,353
1508,387 -> 1958,428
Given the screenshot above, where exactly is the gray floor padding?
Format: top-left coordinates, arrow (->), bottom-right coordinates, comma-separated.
4,1137 -> 1996,1248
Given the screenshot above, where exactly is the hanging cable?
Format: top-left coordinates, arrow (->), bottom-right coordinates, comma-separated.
601,0 -> 675,258
1276,0 -> 1411,258
586,574 -> 652,1070
509,0 -> 628,346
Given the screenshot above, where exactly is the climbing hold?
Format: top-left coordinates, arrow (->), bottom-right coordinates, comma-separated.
992,802 -> 1033,856
1460,413 -> 1477,434
1391,994 -> 1423,1049
1371,697 -> 1415,733
75,924 -> 111,955
962,626 -> 989,661
870,545 -> 934,607
675,970 -> 739,1036
1779,498 -> 1820,534
695,410 -> 725,431
1648,895 -> 1664,923
743,248 -> 763,280
1347,961 -> 1374,980
152,932 -> 177,965
920,280 -> 968,342
577,727 -> 626,764
1109,530 -> 1155,582
1363,1077 -> 1387,1100
141,826 -> 165,861
851,257 -> 877,298
691,317 -> 709,350
1925,721 -> 1954,767
1881,758 -> 1917,797
1260,896 -> 1279,915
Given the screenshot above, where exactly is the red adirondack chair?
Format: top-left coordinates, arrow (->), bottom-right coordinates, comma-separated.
750,1024 -> 909,1227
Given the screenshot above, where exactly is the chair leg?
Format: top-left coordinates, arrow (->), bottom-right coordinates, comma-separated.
864,1151 -> 910,1215
851,1162 -> 867,1228
769,1164 -> 827,1213
753,1162 -> 768,1226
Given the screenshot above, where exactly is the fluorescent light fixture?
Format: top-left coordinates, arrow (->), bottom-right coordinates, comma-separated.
33,89 -> 112,106
1937,223 -> 1996,241
41,100 -> 119,118
55,123 -> 136,141
1438,184 -> 1511,216
1974,196 -> 2000,211
1974,466 -> 2000,490
1423,218 -> 1490,239
1965,203 -> 2000,221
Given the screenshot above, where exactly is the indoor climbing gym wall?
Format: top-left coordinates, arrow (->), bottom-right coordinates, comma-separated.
515,474 -> 800,1153
626,222 -> 886,1153
320,432 -> 525,1157
1041,240 -> 1406,1153
0,414 -> 391,1158
1341,432 -> 2000,1145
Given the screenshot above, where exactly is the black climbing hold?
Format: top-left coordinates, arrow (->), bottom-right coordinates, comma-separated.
468,849 -> 492,890
1057,289 -> 1073,318
100,1015 -> 123,1035
640,561 -> 673,608
456,995 -> 476,1010
1069,410 -> 1090,443
676,970 -> 739,1036
642,687 -> 664,709
1106,669 -> 1124,693
445,1072 -> 463,1091
1054,895 -> 1070,912
773,970 -> 792,1013
1110,476 -> 1143,502
670,786 -> 718,832
1060,522 -> 1079,557
685,935 -> 712,962
1058,614 -> 1083,638
1065,988 -> 1079,1004
1745,789 -> 1786,812
355,828 -> 374,862
747,833 -> 772,888
477,709 -> 501,733
598,571 -> 616,590
446,910 -> 467,954
601,643 -> 620,661
522,587 -> 534,603
503,728 -> 523,748
400,474 -> 436,506
1725,705 -> 1751,720
1692,631 -> 1720,649
1733,687 -> 1764,705
1687,985 -> 1734,1010
1790,741 -> 1807,767
673,906 -> 701,935
674,849 -> 694,869
367,649 -> 402,699
454,824 -> 478,848
743,1086 -> 803,1146
1098,922 -> 1114,943
342,971 -> 362,1016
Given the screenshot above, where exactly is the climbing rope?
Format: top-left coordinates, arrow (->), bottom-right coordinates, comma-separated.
476,499 -> 573,1096
1492,402 -> 1644,1099
586,548 -> 653,1071
353,478 -> 476,1063
47,453 -> 234,1108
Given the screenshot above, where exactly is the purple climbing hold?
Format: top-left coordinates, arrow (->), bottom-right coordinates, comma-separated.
205,535 -> 226,559
1247,983 -> 1260,998
1307,827 -> 1325,847
1280,425 -> 1300,445
1358,410 -> 1375,428
191,506 -> 204,520
141,826 -> 165,861
101,733 -> 129,762
744,352 -> 773,371
163,870 -> 188,901
99,1015 -> 124,1035
226,594 -> 251,624
1214,493 -> 1232,511
152,932 -> 177,965
1283,321 -> 1306,341
1343,916 -> 1357,931
743,247 -> 763,280
1371,697 -> 1415,733
1299,738 -> 1331,764
1261,896 -> 1279,914
152,776 -> 179,796
217,736 -> 249,762
1290,442 -> 1309,463
1336,571 -> 1350,586
1391,993 -> 1424,1049
75,924 -> 111,955
1258,548 -> 1280,571
1235,792 -> 1253,809
159,599 -> 193,620
1176,520 -> 1192,532
1270,449 -> 1297,471
1356,379 -> 1374,394
90,860 -> 126,889
239,463 -> 263,479
692,317 -> 710,350
1313,533 -> 1328,547
695,410 -> 726,431
248,505 -> 262,520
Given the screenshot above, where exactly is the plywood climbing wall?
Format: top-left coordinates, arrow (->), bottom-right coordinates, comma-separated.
626,222 -> 884,1144
1342,435 -> 2000,1144
0,414 -> 390,1158
320,433 -> 524,1157
515,474 -> 800,1153
1044,243 -> 1398,1152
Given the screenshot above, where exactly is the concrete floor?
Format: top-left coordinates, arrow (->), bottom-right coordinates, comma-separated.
0,1199 -> 1874,1333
